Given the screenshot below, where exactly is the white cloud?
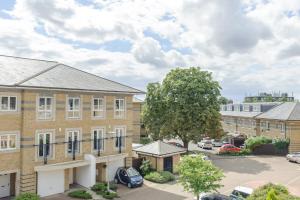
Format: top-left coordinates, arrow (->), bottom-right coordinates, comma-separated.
1,0 -> 300,100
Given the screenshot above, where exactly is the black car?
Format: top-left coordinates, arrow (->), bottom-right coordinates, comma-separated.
114,167 -> 143,188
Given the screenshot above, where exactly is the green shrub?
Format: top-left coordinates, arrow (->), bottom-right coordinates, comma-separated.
15,193 -> 40,200
247,183 -> 300,200
266,189 -> 279,200
91,182 -> 106,192
219,148 -> 251,156
91,182 -> 118,192
68,190 -> 92,199
140,160 -> 151,176
273,138 -> 289,150
245,136 -> 272,151
144,171 -> 175,183
101,191 -> 118,199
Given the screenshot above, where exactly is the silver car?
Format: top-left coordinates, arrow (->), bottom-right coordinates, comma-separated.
287,152 -> 300,163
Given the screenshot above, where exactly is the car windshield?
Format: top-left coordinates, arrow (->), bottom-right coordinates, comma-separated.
126,168 -> 139,177
205,141 -> 212,144
231,190 -> 250,198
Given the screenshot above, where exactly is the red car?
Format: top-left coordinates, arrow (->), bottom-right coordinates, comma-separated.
219,144 -> 241,153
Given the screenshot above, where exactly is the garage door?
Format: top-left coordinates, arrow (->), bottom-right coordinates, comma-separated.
37,170 -> 64,197
0,174 -> 10,198
108,159 -> 124,181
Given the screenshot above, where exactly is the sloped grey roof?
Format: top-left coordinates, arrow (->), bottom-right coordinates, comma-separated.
256,102 -> 300,121
0,55 -> 143,94
0,55 -> 57,85
220,111 -> 261,118
133,141 -> 187,156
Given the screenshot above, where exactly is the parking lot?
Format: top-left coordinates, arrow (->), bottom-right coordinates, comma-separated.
212,155 -> 300,196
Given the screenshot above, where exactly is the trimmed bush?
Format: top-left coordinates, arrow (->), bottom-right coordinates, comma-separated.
144,171 -> 175,183
15,193 -> 40,200
68,190 -> 92,199
101,191 -> 118,199
219,148 -> 251,156
245,136 -> 272,151
91,182 -> 106,192
91,182 -> 118,192
247,183 -> 300,200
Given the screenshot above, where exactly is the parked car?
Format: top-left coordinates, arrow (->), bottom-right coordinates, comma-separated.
189,154 -> 210,161
200,193 -> 229,200
198,140 -> 213,150
229,186 -> 253,200
212,139 -> 223,147
114,167 -> 143,188
219,144 -> 241,154
286,152 -> 300,163
168,142 -> 184,148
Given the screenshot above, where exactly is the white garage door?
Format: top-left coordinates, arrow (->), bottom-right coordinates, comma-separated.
37,170 -> 64,197
0,174 -> 10,198
107,159 -> 124,181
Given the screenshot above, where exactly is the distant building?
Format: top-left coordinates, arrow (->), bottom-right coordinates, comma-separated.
244,92 -> 294,103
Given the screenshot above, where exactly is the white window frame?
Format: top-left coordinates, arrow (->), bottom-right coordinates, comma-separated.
114,98 -> 126,119
114,126 -> 126,150
0,96 -> 17,112
66,129 -> 82,156
37,96 -> 54,120
92,97 -> 105,119
66,97 -> 81,119
0,134 -> 17,151
36,131 -> 53,159
91,127 -> 105,153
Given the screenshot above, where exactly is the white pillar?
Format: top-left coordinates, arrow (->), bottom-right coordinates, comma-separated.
76,154 -> 96,188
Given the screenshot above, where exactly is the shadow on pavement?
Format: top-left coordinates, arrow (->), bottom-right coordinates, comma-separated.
118,184 -> 188,200
212,157 -> 271,174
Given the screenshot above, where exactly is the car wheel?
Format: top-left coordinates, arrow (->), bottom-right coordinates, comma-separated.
127,183 -> 132,188
114,178 -> 119,184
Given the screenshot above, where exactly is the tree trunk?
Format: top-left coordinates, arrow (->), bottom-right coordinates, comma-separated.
196,194 -> 199,200
183,140 -> 189,149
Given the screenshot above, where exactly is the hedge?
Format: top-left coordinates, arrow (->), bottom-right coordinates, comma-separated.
144,171 -> 175,183
68,190 -> 92,199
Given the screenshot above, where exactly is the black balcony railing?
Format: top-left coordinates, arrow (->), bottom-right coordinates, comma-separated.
33,134 -> 131,165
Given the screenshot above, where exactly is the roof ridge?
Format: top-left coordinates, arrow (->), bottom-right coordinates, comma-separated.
287,102 -> 298,120
14,63 -> 60,86
0,54 -> 57,63
61,64 -> 145,93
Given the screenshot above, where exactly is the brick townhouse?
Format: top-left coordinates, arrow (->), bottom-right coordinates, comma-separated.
221,102 -> 300,152
0,55 -> 143,198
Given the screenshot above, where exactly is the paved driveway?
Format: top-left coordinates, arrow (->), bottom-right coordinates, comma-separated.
212,156 -> 300,196
117,180 -> 194,200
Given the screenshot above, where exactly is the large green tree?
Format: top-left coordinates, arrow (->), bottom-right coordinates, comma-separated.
143,67 -> 222,147
177,155 -> 224,200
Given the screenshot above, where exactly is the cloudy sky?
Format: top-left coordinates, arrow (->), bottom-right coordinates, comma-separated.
0,0 -> 300,101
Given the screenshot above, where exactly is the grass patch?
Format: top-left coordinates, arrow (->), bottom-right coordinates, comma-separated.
68,190 -> 92,199
144,171 -> 175,183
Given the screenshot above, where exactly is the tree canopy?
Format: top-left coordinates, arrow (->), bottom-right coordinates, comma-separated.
177,155 -> 224,200
142,67 -> 222,147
